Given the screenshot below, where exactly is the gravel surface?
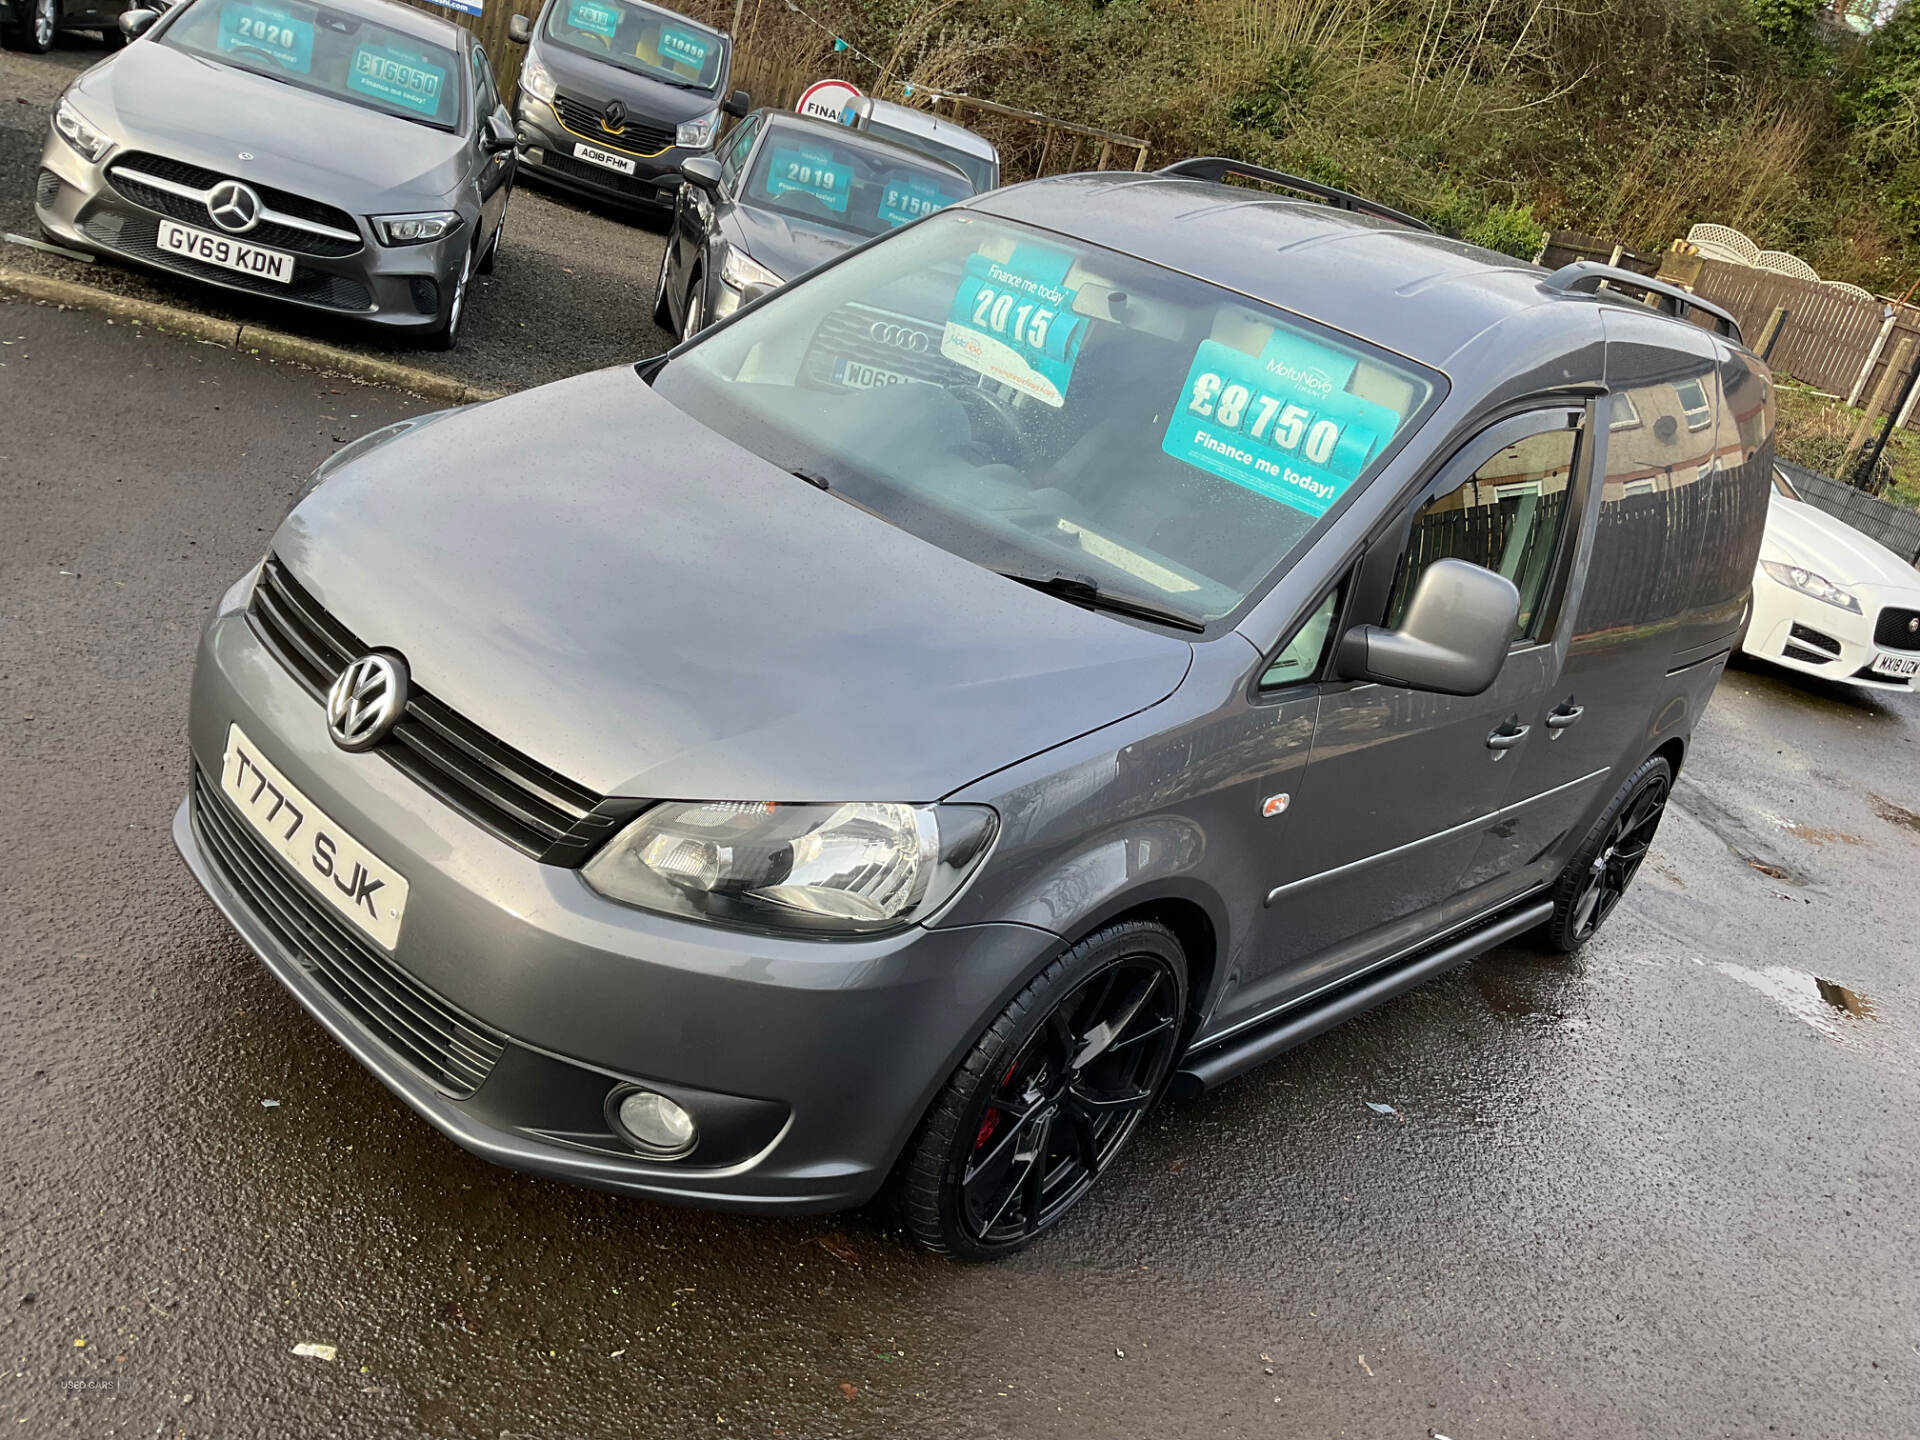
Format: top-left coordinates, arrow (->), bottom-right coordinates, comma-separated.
1,39 -> 675,394
5,301 -> 1920,1439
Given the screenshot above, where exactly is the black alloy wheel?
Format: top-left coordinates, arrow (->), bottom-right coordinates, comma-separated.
1544,755 -> 1672,952
651,238 -> 673,327
893,921 -> 1187,1260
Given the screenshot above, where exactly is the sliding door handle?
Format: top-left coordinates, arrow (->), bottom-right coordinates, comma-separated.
1545,703 -> 1586,736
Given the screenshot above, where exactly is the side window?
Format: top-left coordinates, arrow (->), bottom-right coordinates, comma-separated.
471,45 -> 499,116
1260,584 -> 1344,689
1385,424 -> 1580,642
719,116 -> 758,189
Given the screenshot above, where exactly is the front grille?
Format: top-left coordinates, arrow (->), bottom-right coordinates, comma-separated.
192,767 -> 507,1098
35,168 -> 61,209
553,93 -> 676,153
247,557 -> 644,864
111,151 -> 360,233
532,148 -> 665,200
80,212 -> 373,312
803,303 -> 963,390
1874,606 -> 1920,652
1788,622 -> 1842,656
107,168 -> 361,258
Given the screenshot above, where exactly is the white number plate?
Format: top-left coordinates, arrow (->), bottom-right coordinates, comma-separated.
573,142 -> 636,175
157,220 -> 294,284
1871,651 -> 1920,677
836,357 -> 916,390
219,723 -> 409,950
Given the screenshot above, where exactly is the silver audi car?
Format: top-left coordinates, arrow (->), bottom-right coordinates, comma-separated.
175,159 -> 1773,1259
34,0 -> 517,347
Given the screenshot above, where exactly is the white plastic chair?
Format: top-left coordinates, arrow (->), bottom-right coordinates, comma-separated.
1687,224 -> 1759,265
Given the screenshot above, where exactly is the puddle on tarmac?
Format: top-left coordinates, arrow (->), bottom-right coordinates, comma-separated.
1713,962 -> 1874,1036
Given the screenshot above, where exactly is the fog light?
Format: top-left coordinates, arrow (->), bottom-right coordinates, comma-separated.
614,1088 -> 696,1157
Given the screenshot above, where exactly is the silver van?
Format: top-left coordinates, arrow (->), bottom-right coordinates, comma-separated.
838,95 -> 998,191
175,159 -> 1774,1260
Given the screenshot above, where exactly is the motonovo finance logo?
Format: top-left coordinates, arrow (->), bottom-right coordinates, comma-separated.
1262,358 -> 1335,398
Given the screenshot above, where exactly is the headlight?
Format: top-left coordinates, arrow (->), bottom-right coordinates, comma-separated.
53,97 -> 113,163
375,211 -> 460,245
676,108 -> 720,149
1760,560 -> 1861,613
720,248 -> 783,292
582,800 -> 996,936
519,55 -> 557,104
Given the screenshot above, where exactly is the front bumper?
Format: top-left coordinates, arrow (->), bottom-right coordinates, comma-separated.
175,571 -> 1048,1212
1743,572 -> 1920,692
34,132 -> 464,332
513,95 -> 694,211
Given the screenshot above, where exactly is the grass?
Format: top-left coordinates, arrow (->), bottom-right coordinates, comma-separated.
1774,380 -> 1920,509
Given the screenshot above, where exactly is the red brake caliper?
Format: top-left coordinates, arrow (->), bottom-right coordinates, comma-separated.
975,1059 -> 1022,1150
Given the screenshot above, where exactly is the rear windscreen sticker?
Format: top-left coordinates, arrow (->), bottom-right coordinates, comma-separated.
1162,333 -> 1401,518
941,244 -> 1086,408
348,43 -> 449,116
217,1 -> 314,71
877,174 -> 960,228
566,0 -> 621,41
657,25 -> 714,70
762,144 -> 850,213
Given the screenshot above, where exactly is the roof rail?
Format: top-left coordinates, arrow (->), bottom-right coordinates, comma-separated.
1542,261 -> 1744,344
1157,157 -> 1434,233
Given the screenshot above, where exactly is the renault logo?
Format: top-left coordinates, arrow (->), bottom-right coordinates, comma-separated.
326,653 -> 408,752
868,322 -> 929,353
206,180 -> 263,234
603,99 -> 627,133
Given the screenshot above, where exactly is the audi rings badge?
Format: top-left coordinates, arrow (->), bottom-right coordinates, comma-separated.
868,322 -> 930,354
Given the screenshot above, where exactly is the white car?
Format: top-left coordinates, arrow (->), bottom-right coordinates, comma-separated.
1743,468 -> 1920,691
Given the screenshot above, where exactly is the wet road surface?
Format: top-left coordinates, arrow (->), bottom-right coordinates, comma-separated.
3,301 -> 1919,1438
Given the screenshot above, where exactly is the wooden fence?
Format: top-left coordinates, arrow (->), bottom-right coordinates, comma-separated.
1687,261 -> 1895,397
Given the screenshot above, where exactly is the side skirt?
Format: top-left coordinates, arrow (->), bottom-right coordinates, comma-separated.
1168,896 -> 1555,1099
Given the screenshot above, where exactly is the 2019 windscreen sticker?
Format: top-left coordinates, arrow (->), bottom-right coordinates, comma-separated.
762,144 -> 851,214
941,244 -> 1086,408
1162,330 -> 1402,518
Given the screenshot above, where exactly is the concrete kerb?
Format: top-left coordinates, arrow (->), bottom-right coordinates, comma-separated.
0,266 -> 505,404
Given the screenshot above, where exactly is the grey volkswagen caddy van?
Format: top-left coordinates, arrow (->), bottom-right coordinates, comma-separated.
175,159 -> 1774,1259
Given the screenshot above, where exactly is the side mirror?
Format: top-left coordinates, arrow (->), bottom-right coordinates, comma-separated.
483,108 -> 516,152
1336,558 -> 1519,696
723,89 -> 751,119
679,155 -> 723,194
507,12 -> 532,43
119,7 -> 159,38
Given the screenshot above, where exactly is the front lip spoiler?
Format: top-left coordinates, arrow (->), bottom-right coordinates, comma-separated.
171,796 -> 861,1214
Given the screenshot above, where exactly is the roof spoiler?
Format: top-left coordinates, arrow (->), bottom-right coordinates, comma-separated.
1156,157 -> 1434,233
1543,261 -> 1743,344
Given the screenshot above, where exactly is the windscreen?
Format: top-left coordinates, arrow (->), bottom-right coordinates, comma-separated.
164,0 -> 463,130
651,213 -> 1438,625
745,133 -> 973,238
542,0 -> 726,91
853,118 -> 995,193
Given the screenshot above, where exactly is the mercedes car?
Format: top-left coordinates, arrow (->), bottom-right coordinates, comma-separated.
176,160 -> 1773,1260
34,0 -> 518,348
654,108 -> 973,339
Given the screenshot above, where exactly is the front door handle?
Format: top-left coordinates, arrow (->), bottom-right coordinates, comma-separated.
1545,702 -> 1586,737
1486,720 -> 1531,756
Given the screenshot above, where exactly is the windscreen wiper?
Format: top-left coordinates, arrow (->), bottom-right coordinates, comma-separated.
999,572 -> 1205,633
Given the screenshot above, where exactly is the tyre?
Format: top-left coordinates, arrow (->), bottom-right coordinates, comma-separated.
7,0 -> 59,52
426,246 -> 472,352
891,920 -> 1188,1261
1541,754 -> 1672,953
679,268 -> 704,341
651,240 -> 673,328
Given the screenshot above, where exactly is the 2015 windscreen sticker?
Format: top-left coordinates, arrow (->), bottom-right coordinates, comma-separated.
762,144 -> 850,213
217,0 -> 315,71
941,244 -> 1086,408
347,42 -> 448,117
1162,331 -> 1403,518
